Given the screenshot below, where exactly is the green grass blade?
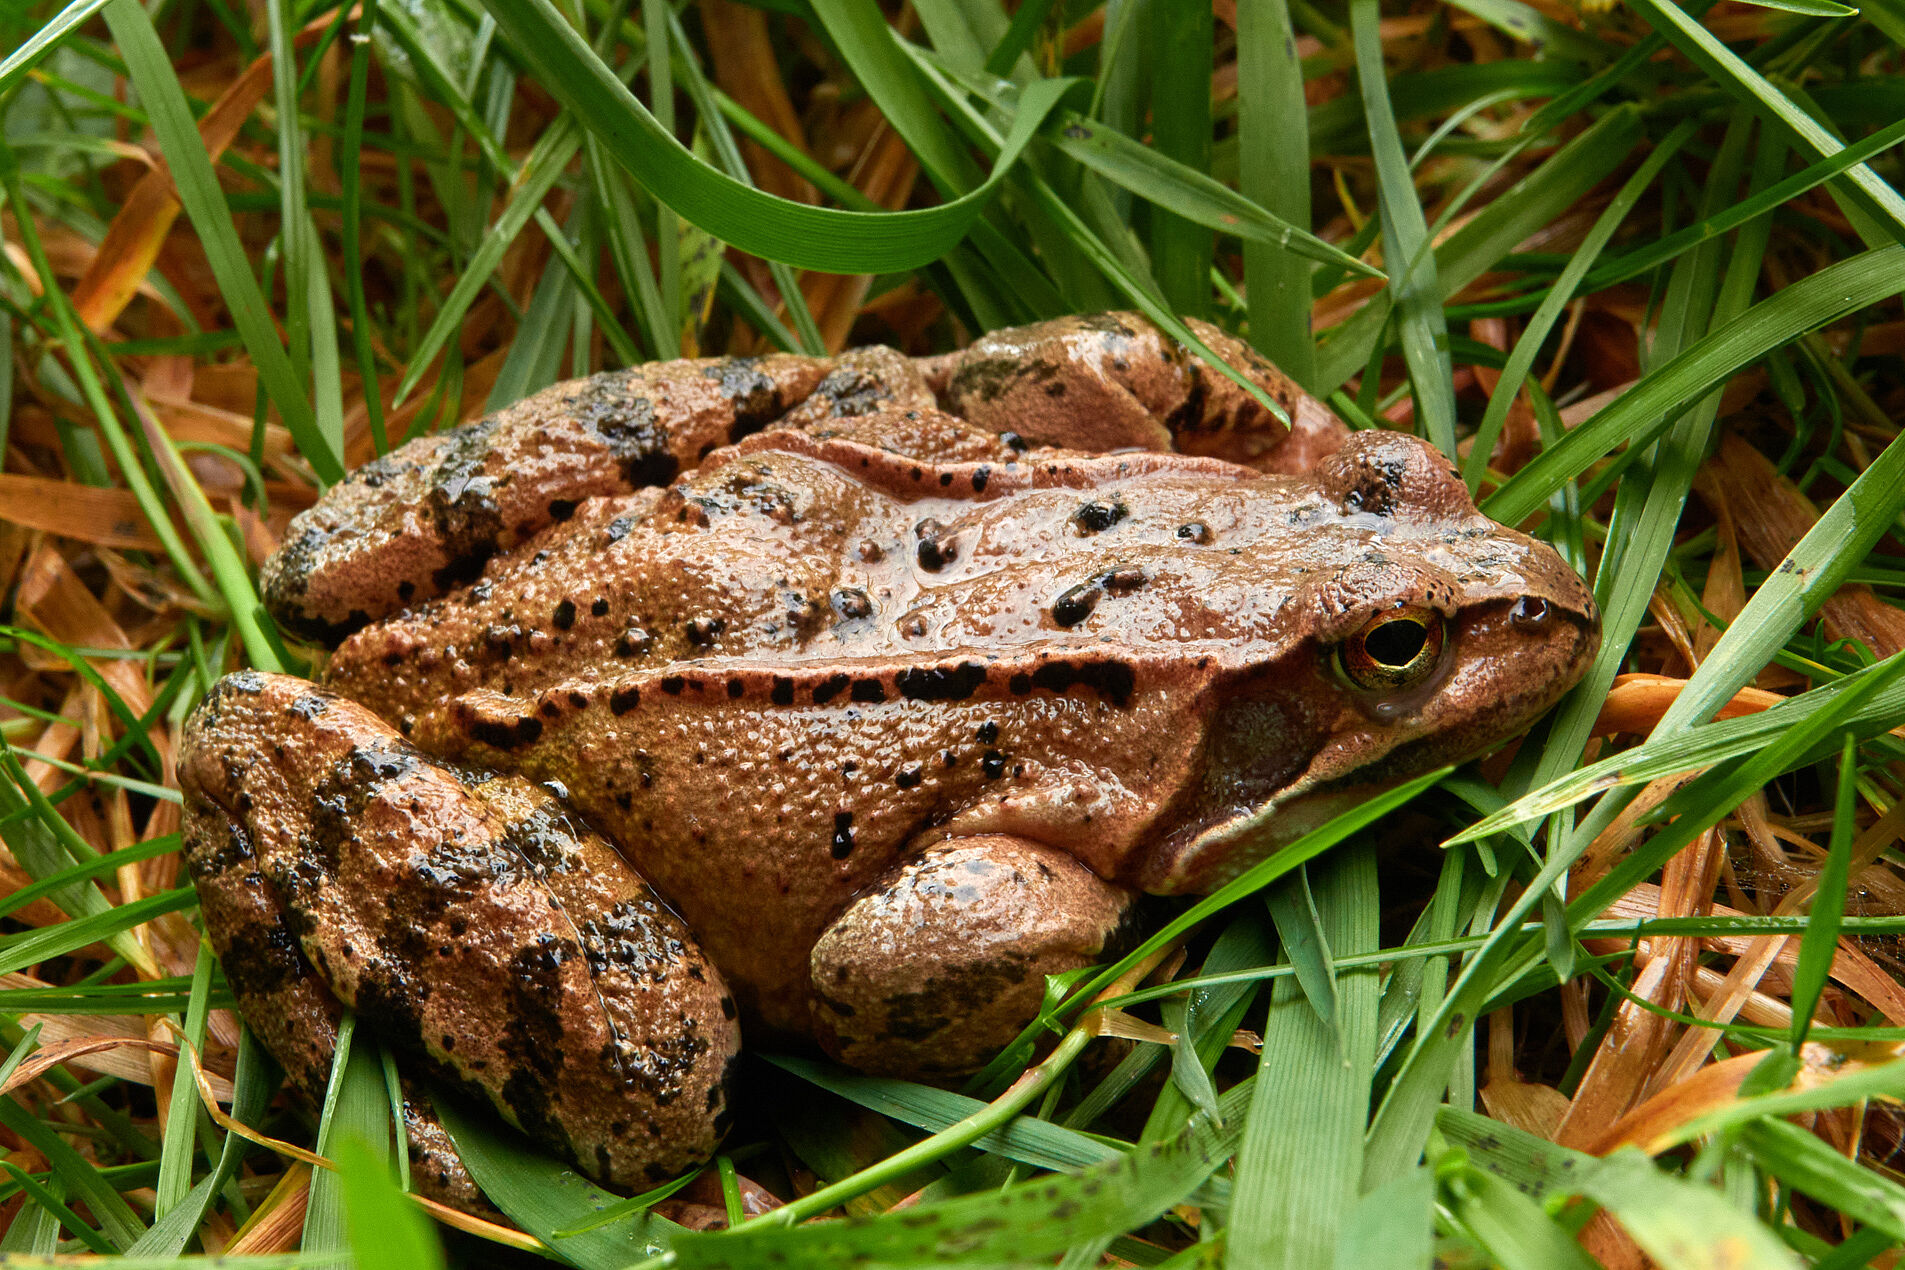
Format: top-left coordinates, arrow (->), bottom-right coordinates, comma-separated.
1567,651 -> 1905,917
1581,117 -> 1905,298
1237,0 -> 1319,386
151,941 -> 215,1220
474,0 -> 1069,272
340,0 -> 388,453
0,1162 -> 116,1254
1229,846 -> 1378,1270
659,6 -> 825,355
1577,1150 -> 1801,1269
983,0 -> 1055,75
435,1088 -> 682,1269
1147,916 -> 1273,1138
1330,1169 -> 1433,1270
0,159 -> 219,609
644,0 -> 681,357
970,767 -> 1447,1092
1315,107 -> 1641,395
0,0 -> 113,94
1464,120 -> 1696,488
1449,1166 -> 1598,1270
0,887 -> 196,979
669,1112 -> 1239,1269
1031,111 -> 1378,278
0,1096 -> 146,1249
334,1135 -> 445,1270
1443,0 -> 1609,62
1626,0 -> 1905,244
1351,0 -> 1455,456
390,119 -> 580,405
766,1054 -> 1143,1170
267,0 -> 342,464
1452,667 -> 1905,842
128,1026 -> 276,1254
1790,733 -> 1860,1050
100,0 -> 338,484
1146,0 -> 1212,317
1741,1117 -> 1905,1242
1488,245 -> 1905,525
304,1016 -> 394,1254
0,748 -> 163,976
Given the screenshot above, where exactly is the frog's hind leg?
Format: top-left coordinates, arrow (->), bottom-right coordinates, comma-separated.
808,837 -> 1143,1078
264,353 -> 844,644
179,671 -> 741,1195
183,733 -> 496,1213
917,312 -> 1348,473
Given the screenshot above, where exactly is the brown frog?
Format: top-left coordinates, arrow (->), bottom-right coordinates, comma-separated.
178,313 -> 1598,1206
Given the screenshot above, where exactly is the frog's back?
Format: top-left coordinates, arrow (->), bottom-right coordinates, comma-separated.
323,418 -> 1595,1035
321,417 -> 1274,1032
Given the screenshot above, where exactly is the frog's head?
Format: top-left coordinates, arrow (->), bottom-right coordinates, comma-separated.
1137,430 -> 1600,894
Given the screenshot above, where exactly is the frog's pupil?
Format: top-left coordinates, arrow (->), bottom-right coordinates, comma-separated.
1365,618 -> 1427,669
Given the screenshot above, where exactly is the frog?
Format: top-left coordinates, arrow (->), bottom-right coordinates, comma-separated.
178,312 -> 1599,1208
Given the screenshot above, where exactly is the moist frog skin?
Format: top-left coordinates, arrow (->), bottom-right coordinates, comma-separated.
178,312 -> 1599,1207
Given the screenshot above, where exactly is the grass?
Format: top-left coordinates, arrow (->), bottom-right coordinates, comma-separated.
4,0 -> 1905,1263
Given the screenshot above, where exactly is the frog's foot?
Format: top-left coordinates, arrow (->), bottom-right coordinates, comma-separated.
808,837 -> 1143,1078
916,312 -> 1348,473
179,671 -> 741,1193
263,353 -> 842,644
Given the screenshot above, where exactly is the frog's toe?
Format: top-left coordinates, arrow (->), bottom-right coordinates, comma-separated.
808,837 -> 1143,1078
179,671 -> 741,1192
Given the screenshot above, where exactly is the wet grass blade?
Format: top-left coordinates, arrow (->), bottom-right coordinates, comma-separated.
766,1054 -> 1137,1170
1578,1150 -> 1801,1269
1351,0 -> 1455,456
1147,0 -> 1213,317
267,0 -> 343,462
1315,107 -> 1641,394
668,1112 -> 1239,1269
1464,120 -> 1696,488
435,1088 -> 681,1269
1229,846 -> 1378,1270
1237,0 -> 1319,385
0,1095 -> 145,1249
1330,1169 -> 1433,1270
1741,1117 -> 1905,1243
0,0 -> 113,94
303,1016 -> 393,1255
334,1135 -> 445,1270
1451,665 -> 1905,842
151,943 -> 215,1221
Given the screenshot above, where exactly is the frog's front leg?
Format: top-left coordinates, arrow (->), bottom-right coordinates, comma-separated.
808,838 -> 1142,1078
917,312 -> 1348,473
179,671 -> 740,1192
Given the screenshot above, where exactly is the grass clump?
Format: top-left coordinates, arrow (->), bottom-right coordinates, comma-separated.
5,0 -> 1905,1265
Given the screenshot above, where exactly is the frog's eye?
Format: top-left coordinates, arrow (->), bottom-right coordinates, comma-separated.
1337,608 -> 1446,692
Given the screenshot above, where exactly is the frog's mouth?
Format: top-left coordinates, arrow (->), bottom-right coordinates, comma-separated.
1136,596 -> 1597,895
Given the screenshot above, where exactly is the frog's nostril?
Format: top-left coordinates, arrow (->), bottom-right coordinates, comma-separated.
1510,596 -> 1551,630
